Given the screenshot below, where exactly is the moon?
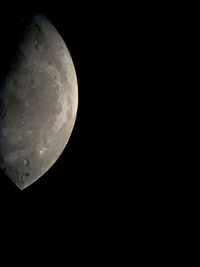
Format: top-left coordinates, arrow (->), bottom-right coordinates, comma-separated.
0,14 -> 78,189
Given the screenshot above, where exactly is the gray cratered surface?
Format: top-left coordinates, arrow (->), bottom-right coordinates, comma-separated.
0,14 -> 78,189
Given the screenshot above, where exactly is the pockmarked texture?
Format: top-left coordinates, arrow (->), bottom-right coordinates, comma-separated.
0,14 -> 78,189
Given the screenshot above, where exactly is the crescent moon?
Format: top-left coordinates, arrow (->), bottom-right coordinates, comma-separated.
0,14 -> 78,189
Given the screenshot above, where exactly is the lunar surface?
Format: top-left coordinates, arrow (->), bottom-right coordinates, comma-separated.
0,14 -> 78,189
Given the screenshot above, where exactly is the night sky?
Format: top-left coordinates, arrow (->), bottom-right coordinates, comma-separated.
0,2 -> 172,259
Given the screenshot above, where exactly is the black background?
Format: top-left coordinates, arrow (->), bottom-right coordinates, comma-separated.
0,3 -> 123,245
0,0 -> 122,220
0,1 -> 169,259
